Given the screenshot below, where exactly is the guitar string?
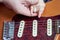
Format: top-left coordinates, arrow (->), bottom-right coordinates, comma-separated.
5,19 -> 60,22
3,20 -> 60,38
3,23 -> 60,28
3,25 -> 58,36
4,20 -> 60,29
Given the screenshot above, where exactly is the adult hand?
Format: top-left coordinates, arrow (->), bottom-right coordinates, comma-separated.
3,0 -> 38,17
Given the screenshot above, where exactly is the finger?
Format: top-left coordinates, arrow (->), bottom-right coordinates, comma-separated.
30,6 -> 37,17
31,13 -> 37,17
38,6 -> 45,18
30,6 -> 34,15
38,3 -> 45,18
38,10 -> 43,18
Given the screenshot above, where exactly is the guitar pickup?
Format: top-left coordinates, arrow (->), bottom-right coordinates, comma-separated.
17,20 -> 25,38
47,19 -> 52,36
32,20 -> 38,37
3,21 -> 15,40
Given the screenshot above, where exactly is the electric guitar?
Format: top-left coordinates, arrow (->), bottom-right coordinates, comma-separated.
0,0 -> 60,40
3,14 -> 60,40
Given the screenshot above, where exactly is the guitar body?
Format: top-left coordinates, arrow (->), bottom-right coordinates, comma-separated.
0,0 -> 60,40
12,14 -> 60,40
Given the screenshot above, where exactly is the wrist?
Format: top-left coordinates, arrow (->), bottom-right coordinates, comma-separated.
0,0 -> 3,3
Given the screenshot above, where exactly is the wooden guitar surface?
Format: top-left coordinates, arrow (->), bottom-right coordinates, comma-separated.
0,0 -> 60,40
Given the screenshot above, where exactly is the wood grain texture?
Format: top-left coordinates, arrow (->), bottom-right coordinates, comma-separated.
0,0 -> 60,40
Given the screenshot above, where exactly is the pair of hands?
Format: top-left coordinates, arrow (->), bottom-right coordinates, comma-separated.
3,0 -> 45,18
